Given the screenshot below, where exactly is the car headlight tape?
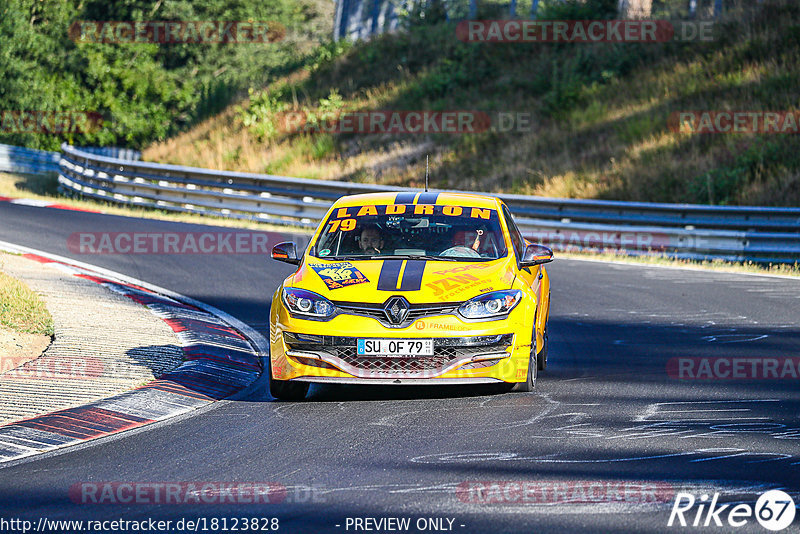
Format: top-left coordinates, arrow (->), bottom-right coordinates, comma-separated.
283,288 -> 337,319
458,290 -> 522,320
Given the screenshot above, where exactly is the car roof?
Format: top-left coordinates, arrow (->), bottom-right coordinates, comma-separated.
331,191 -> 502,209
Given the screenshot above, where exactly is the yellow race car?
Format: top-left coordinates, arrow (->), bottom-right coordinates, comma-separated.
268,191 -> 553,400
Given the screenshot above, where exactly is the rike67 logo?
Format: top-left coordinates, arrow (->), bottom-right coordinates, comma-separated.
668,490 -> 796,531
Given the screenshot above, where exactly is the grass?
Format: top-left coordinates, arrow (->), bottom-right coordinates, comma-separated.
0,267 -> 54,336
142,0 -> 800,206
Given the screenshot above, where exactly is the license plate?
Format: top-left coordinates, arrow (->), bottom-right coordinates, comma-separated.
357,339 -> 434,357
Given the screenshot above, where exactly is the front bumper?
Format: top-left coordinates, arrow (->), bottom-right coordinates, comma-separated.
270,297 -> 534,384
297,377 -> 503,385
283,332 -> 513,380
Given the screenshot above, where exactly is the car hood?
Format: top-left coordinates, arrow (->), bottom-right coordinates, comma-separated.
290,256 -> 517,304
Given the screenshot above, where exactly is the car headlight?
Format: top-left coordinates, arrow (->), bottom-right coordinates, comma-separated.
458,290 -> 522,320
282,288 -> 337,319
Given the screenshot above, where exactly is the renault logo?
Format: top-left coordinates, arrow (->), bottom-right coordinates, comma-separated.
384,296 -> 410,325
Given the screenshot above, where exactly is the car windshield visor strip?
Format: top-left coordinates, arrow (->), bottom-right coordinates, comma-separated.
313,204 -> 507,261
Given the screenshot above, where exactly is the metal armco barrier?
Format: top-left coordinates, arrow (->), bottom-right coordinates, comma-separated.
54,143 -> 800,263
0,143 -> 61,175
79,146 -> 142,161
518,218 -> 800,264
0,143 -> 140,176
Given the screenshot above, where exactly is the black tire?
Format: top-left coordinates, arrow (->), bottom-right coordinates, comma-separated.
511,344 -> 537,392
537,329 -> 548,371
269,370 -> 309,401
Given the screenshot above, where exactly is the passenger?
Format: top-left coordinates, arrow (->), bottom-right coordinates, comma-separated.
452,228 -> 485,252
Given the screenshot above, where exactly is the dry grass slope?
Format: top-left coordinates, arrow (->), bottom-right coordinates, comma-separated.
144,0 -> 800,206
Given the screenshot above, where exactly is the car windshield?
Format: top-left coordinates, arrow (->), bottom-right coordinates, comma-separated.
313,203 -> 508,261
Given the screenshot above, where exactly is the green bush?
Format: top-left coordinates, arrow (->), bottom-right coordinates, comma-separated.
694,139 -> 800,205
0,0 -> 331,150
239,88 -> 290,141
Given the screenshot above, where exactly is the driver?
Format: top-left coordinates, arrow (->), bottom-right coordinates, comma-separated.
359,225 -> 385,254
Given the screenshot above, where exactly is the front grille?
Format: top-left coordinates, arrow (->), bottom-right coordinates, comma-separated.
284,333 -> 513,376
333,301 -> 459,328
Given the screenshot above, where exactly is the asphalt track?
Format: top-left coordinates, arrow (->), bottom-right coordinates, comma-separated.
0,201 -> 798,533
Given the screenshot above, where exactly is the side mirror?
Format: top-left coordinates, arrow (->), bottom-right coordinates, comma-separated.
271,242 -> 300,265
519,244 -> 554,267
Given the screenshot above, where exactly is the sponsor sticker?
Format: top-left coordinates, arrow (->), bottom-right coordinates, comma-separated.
414,320 -> 471,332
426,273 -> 482,298
309,262 -> 369,290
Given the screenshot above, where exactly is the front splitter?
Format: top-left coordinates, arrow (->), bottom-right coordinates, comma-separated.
292,376 -> 503,386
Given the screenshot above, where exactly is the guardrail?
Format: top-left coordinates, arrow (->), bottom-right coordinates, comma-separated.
56,143 -> 800,264
0,144 -> 61,175
79,146 -> 142,161
0,143 -> 141,176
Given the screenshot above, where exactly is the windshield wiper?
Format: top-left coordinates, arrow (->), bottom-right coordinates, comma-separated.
365,254 -> 461,262
317,254 -> 488,262
318,255 -> 373,261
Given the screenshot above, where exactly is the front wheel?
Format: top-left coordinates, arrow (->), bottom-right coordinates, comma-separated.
269,369 -> 309,401
511,346 -> 537,392
537,329 -> 548,371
